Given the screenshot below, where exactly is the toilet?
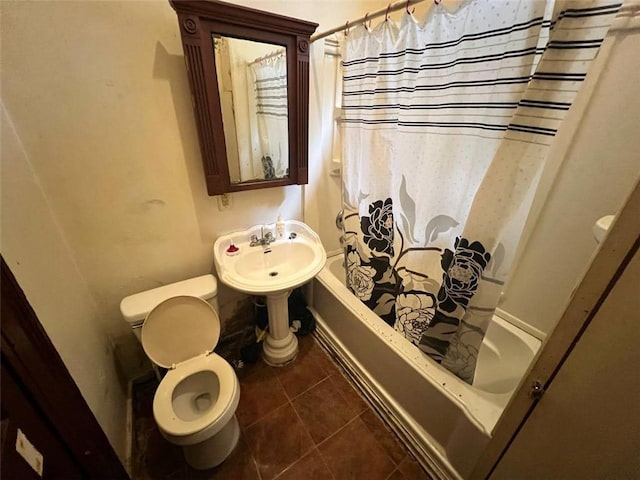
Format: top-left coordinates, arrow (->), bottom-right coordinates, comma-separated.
119,275 -> 240,470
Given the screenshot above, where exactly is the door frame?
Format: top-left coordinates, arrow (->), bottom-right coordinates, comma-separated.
1,257 -> 130,479
471,181 -> 640,479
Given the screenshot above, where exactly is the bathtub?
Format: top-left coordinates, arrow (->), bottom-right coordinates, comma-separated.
309,253 -> 541,480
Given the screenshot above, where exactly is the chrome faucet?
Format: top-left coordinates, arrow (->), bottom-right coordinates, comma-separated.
250,226 -> 275,247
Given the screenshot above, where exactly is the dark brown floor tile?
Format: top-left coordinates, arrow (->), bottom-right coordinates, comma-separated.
186,435 -> 259,480
237,362 -> 288,428
236,355 -> 274,381
245,403 -> 314,480
359,409 -> 407,465
396,456 -> 432,480
131,337 -> 419,480
274,449 -> 334,480
309,339 -> 341,377
274,339 -> 329,399
328,372 -> 368,416
318,417 -> 396,480
292,377 -> 363,444
139,427 -> 187,479
296,333 -> 315,350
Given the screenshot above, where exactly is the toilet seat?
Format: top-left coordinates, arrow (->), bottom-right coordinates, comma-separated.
153,353 -> 240,445
141,296 -> 239,445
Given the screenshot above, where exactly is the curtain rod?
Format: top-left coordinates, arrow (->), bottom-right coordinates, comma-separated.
310,0 -> 637,44
310,0 -> 428,43
248,48 -> 286,66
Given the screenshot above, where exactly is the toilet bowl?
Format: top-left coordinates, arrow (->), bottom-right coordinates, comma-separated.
120,280 -> 240,470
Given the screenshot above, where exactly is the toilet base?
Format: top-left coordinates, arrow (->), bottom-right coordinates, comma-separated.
183,414 -> 240,470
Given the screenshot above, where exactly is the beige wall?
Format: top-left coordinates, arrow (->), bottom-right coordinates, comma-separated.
1,105 -> 129,461
500,14 -> 640,336
491,249 -> 640,479
0,0 -> 387,462
1,0 -> 301,347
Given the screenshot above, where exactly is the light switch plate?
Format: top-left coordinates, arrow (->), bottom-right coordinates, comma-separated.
16,428 -> 44,477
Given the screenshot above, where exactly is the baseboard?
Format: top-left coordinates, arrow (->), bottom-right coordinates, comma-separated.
125,372 -> 157,477
125,379 -> 135,477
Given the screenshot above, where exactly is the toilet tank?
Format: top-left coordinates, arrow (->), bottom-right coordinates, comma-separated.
120,274 -> 219,342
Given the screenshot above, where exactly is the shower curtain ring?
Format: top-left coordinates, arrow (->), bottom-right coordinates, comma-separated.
345,20 -> 350,36
434,0 -> 441,5
363,12 -> 371,30
385,3 -> 392,21
406,0 -> 415,14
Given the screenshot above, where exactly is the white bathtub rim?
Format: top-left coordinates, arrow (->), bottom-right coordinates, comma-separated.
320,253 -> 541,392
325,252 -> 542,398
315,264 -> 499,435
324,251 -> 546,343
495,306 -> 547,341
316,255 -> 542,435
310,308 -> 462,480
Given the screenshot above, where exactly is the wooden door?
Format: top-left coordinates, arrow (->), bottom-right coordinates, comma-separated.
1,360 -> 83,479
0,258 -> 129,479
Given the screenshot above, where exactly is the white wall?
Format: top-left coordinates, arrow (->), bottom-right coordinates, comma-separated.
500,14 -> 640,336
0,105 -> 128,461
491,249 -> 640,479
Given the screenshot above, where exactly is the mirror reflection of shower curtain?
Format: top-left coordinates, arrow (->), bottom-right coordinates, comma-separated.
226,42 -> 260,182
251,55 -> 289,179
341,0 -> 621,384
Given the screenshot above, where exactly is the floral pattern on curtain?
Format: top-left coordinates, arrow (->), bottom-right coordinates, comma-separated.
341,0 -> 621,383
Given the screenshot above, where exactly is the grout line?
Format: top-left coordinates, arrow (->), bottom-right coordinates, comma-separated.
314,446 -> 337,480
266,397 -> 316,480
271,447 -> 317,480
315,414 -> 361,449
272,346 -> 332,401
284,373 -> 331,402
242,400 -> 291,430
274,336 -> 332,401
249,443 -> 264,480
288,395 -> 318,456
386,468 -> 401,480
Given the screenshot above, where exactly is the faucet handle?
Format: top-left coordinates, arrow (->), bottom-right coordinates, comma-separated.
264,231 -> 274,241
250,234 -> 259,246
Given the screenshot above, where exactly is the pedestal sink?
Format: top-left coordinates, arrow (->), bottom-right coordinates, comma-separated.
213,221 -> 326,365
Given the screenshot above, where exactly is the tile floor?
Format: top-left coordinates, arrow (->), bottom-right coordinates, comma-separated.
131,335 -> 432,480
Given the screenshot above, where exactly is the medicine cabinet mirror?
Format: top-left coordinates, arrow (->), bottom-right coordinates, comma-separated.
169,0 -> 318,195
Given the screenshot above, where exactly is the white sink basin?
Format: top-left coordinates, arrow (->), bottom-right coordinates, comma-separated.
213,220 -> 326,295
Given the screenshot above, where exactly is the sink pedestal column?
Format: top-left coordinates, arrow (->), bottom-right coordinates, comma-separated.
262,290 -> 298,366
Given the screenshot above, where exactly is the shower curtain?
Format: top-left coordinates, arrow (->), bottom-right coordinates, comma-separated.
341,0 -> 620,383
251,54 -> 289,179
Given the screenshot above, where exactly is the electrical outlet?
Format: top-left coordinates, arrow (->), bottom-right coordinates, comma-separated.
16,429 -> 43,477
217,193 -> 232,211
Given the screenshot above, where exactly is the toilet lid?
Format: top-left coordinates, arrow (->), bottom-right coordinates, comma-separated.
141,296 -> 220,369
